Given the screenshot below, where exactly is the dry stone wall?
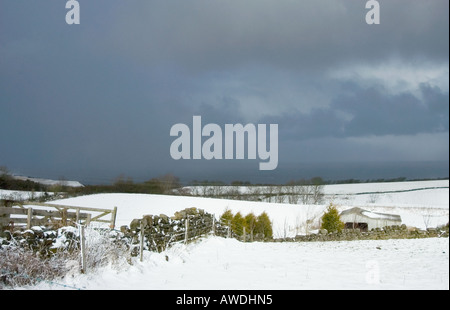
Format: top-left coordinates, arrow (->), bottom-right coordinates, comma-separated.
277,224 -> 449,243
1,226 -> 81,257
2,207 -> 448,258
122,207 -> 231,253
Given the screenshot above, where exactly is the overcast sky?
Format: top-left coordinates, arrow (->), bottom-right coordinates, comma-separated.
0,0 -> 448,184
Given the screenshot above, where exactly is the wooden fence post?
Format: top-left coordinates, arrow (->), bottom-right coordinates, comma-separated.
212,215 -> 215,236
26,207 -> 32,229
185,218 -> 189,244
79,223 -> 87,274
62,208 -> 68,226
140,221 -> 144,262
110,206 -> 117,229
75,208 -> 80,224
243,227 -> 246,242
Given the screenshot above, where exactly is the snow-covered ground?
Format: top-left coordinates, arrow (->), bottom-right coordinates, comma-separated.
27,236 -> 449,290
8,179 -> 449,290
41,180 -> 449,237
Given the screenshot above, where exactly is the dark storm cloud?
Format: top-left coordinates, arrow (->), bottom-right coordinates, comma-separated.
0,0 -> 448,182
104,0 -> 449,71
340,83 -> 449,136
270,82 -> 449,142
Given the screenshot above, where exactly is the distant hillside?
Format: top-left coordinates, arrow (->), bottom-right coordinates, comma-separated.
11,175 -> 84,188
0,171 -> 84,192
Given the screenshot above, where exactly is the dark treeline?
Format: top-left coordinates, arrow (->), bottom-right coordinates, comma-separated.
0,167 -> 48,192
64,173 -> 181,196
187,176 -> 449,187
0,174 -> 49,192
0,166 -> 182,197
1,165 -> 447,196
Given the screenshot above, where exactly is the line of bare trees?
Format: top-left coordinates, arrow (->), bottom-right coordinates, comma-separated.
187,178 -> 325,205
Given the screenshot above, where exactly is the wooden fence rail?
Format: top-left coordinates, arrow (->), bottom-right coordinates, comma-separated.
0,202 -> 117,230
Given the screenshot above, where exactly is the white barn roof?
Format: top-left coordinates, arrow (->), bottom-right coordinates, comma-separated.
340,207 -> 401,230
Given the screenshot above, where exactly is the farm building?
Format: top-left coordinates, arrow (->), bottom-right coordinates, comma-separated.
339,207 -> 402,232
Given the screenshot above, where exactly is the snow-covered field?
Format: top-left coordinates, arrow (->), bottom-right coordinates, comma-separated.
27,236 -> 449,290
8,180 -> 450,290
42,179 -> 449,237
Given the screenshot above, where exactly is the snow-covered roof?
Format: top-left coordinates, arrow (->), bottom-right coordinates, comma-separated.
340,207 -> 401,222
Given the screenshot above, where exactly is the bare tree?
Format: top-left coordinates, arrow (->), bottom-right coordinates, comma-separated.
155,173 -> 181,194
246,186 -> 262,201
274,186 -> 285,203
298,185 -> 312,204
261,186 -> 275,203
285,182 -> 299,204
422,209 -> 435,229
311,184 -> 324,204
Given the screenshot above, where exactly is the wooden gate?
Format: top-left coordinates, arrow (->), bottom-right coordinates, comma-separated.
0,201 -> 117,230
